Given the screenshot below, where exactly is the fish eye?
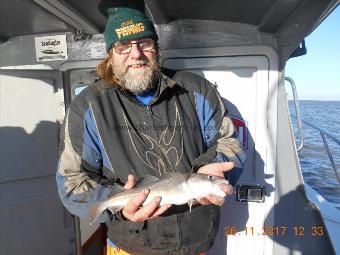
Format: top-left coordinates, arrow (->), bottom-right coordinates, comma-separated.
208,175 -> 214,180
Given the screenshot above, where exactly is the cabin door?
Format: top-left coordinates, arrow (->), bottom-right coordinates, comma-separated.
162,48 -> 278,255
0,70 -> 77,255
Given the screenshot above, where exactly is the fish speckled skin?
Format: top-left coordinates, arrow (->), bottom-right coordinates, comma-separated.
89,173 -> 229,224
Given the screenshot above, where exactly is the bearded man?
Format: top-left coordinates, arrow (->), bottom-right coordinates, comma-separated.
57,7 -> 245,255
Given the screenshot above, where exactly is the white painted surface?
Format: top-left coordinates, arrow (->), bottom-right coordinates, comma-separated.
162,46 -> 279,255
0,70 -> 76,255
0,75 -> 63,134
0,64 -> 53,70
305,183 -> 340,255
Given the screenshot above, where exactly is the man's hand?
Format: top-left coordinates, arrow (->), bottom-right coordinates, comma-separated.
121,175 -> 172,222
196,162 -> 234,206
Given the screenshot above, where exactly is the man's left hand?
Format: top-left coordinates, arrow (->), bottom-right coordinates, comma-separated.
196,162 -> 234,206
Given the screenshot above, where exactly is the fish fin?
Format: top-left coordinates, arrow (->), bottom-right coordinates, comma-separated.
89,203 -> 105,225
89,204 -> 124,224
188,199 -> 194,213
135,175 -> 159,187
107,205 -> 124,215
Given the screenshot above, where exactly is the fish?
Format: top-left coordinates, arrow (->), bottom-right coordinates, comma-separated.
89,172 -> 229,224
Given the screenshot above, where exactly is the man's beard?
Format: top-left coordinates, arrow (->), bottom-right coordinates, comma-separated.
112,59 -> 160,94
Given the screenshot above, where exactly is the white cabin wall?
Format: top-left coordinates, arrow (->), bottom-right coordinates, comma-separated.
0,33 -> 105,253
0,33 -> 106,70
0,70 -> 77,255
272,73 -> 336,254
162,45 -> 279,255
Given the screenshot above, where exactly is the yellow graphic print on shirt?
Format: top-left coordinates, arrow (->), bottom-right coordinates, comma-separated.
122,102 -> 184,176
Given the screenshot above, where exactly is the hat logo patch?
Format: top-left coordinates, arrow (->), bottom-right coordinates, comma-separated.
115,20 -> 145,39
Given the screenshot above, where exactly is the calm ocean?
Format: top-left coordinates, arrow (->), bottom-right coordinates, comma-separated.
288,100 -> 340,204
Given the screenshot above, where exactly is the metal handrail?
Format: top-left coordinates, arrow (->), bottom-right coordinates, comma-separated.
291,114 -> 340,183
285,77 -> 304,151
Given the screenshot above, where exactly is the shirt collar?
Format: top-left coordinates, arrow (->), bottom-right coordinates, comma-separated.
158,73 -> 178,95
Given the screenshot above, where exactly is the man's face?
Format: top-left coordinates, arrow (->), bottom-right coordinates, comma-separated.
111,38 -> 160,94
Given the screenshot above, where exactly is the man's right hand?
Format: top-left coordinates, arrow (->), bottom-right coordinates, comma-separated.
121,175 -> 172,222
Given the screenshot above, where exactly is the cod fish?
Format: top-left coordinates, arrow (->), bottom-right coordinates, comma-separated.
89,172 -> 229,224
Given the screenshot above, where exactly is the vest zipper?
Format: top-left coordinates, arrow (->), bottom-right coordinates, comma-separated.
146,105 -> 153,116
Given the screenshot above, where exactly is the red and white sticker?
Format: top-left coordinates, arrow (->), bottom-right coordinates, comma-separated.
231,116 -> 248,150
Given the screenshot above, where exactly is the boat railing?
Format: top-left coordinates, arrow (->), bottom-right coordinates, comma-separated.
285,77 -> 304,151
290,114 -> 340,183
285,77 -> 340,184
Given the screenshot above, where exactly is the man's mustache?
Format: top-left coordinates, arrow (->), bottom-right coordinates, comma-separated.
125,60 -> 150,69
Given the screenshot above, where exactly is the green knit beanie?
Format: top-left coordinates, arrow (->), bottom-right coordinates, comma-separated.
104,7 -> 157,52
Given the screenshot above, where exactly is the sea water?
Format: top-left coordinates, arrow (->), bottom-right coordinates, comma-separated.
289,100 -> 340,204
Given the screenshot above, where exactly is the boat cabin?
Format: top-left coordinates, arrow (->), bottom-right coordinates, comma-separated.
0,0 -> 339,254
